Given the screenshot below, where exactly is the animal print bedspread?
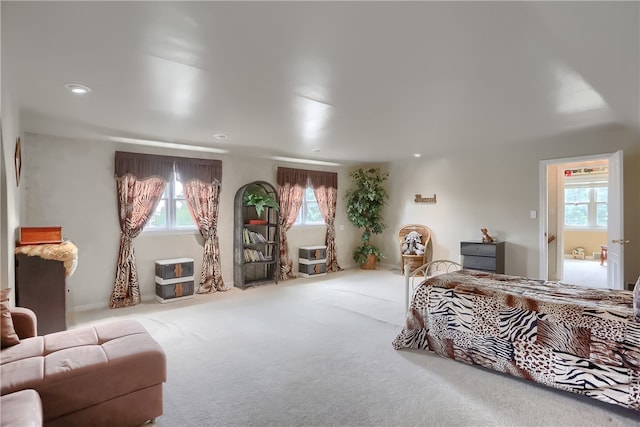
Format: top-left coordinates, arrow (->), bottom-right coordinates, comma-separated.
393,270 -> 640,412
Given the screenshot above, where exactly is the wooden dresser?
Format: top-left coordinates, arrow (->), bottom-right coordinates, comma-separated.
460,241 -> 505,274
15,254 -> 67,335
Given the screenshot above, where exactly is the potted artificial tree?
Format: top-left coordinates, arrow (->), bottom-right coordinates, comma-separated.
345,167 -> 389,269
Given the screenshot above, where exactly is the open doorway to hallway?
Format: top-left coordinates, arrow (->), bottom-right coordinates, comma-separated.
558,160 -> 609,288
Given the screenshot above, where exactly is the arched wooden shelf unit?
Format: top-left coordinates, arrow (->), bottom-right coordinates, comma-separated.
233,181 -> 280,289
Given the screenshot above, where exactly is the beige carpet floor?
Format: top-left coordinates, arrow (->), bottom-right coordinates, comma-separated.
73,269 -> 639,427
562,258 -> 608,289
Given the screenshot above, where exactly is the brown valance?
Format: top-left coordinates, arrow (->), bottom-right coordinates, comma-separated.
276,167 -> 309,187
114,152 -> 174,181
115,151 -> 222,183
277,167 -> 337,189
308,170 -> 338,189
175,157 -> 222,183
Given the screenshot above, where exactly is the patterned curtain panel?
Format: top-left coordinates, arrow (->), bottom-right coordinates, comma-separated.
111,175 -> 168,308
183,179 -> 226,293
312,185 -> 342,272
308,171 -> 341,272
276,168 -> 307,280
174,157 -> 224,294
276,182 -> 305,280
111,152 -> 174,309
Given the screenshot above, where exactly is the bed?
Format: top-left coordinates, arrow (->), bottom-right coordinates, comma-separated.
393,269 -> 640,412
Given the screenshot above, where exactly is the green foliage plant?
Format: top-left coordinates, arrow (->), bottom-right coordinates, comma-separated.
243,185 -> 280,217
344,167 -> 389,265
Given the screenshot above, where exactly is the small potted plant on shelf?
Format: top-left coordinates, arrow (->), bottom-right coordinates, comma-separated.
243,185 -> 280,221
345,167 -> 389,269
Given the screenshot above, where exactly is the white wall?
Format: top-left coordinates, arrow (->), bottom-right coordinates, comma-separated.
0,96 -> 22,298
16,122 -> 640,311
381,123 -> 640,284
1,4 -> 25,300
21,133 -> 360,311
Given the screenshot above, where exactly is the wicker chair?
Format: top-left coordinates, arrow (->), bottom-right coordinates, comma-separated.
398,224 -> 431,274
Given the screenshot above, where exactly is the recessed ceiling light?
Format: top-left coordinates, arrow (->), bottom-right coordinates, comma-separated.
213,133 -> 227,140
312,148 -> 321,152
413,153 -> 422,158
64,83 -> 92,94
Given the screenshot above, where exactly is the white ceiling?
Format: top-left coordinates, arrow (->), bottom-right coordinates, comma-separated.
3,1 -> 639,164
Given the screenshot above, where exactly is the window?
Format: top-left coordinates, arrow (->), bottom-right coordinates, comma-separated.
564,185 -> 607,228
146,173 -> 196,231
295,186 -> 324,225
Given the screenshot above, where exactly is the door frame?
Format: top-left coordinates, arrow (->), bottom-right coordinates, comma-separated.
538,152 -> 620,285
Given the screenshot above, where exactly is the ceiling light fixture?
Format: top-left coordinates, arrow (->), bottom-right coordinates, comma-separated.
413,153 -> 422,158
213,133 -> 227,140
312,148 -> 321,153
64,83 -> 92,94
107,136 -> 228,154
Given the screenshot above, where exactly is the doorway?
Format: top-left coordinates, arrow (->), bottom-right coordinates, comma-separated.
539,151 -> 624,289
559,160 -> 608,288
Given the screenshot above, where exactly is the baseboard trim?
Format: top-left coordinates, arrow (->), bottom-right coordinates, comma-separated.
72,302 -> 108,312
564,254 -> 596,260
73,293 -> 164,312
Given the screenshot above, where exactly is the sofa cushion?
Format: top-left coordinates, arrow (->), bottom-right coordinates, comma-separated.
43,326 -> 98,354
0,389 -> 43,427
0,356 -> 45,394
94,318 -> 148,343
45,345 -> 108,381
1,289 -> 20,348
1,336 -> 44,365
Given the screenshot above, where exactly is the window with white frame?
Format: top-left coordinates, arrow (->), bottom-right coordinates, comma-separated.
146,173 -> 196,231
564,183 -> 608,228
295,186 -> 325,225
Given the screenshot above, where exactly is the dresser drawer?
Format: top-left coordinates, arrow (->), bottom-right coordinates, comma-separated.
463,255 -> 497,271
460,242 -> 497,257
299,246 -> 327,261
155,278 -> 194,300
298,258 -> 327,277
155,258 -> 194,280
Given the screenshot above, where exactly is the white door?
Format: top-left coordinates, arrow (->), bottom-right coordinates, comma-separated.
539,151 -> 625,289
607,150 -> 625,290
547,165 -> 560,281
